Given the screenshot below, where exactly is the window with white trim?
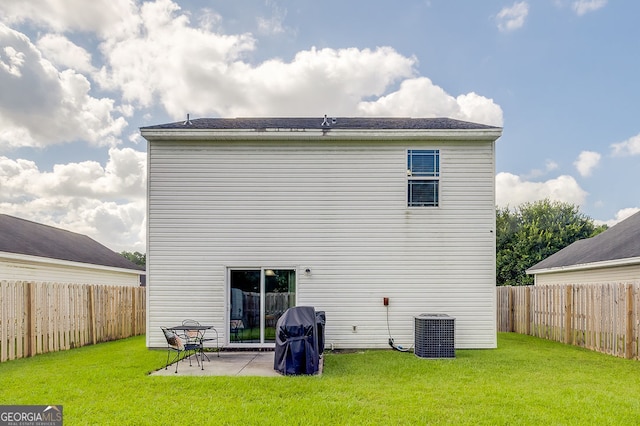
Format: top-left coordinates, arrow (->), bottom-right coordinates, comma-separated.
407,149 -> 439,207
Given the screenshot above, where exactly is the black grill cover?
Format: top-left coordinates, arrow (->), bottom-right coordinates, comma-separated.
274,306 -> 319,375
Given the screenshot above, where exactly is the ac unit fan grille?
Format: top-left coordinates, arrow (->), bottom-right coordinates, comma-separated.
414,314 -> 455,358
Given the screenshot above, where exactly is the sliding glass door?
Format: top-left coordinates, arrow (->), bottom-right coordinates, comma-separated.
229,268 -> 296,345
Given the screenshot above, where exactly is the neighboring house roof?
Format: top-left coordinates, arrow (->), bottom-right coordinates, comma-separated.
141,116 -> 501,131
527,211 -> 640,274
0,214 -> 144,272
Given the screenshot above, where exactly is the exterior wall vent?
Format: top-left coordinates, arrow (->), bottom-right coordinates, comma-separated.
414,314 -> 455,358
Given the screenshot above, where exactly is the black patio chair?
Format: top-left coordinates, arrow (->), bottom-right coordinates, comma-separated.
161,327 -> 198,373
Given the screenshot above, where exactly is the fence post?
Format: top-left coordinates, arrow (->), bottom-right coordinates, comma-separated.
131,287 -> 136,336
89,286 -> 97,345
525,286 -> 531,336
626,284 -> 634,359
508,286 -> 515,332
564,285 -> 573,345
26,282 -> 36,357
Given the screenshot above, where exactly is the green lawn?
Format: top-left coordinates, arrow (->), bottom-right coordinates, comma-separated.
1,333 -> 639,425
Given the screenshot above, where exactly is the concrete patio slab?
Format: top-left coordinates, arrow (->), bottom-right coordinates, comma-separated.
151,351 -> 324,377
150,351 -> 282,377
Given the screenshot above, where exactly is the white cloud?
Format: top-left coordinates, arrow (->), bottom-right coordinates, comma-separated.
97,1 -> 417,118
572,0 -> 607,16
257,16 -> 285,35
0,148 -> 146,251
573,150 -> 601,177
357,78 -> 503,126
0,45 -> 25,76
596,207 -> 640,227
36,34 -> 95,74
3,0 -> 504,128
0,24 -> 126,150
94,0 -> 501,123
96,0 -> 257,113
0,0 -> 139,36
496,1 -> 529,32
58,199 -> 146,252
496,172 -> 588,208
524,160 -> 559,179
455,92 -> 504,127
196,9 -> 223,32
0,147 -> 146,201
256,3 -> 288,36
611,133 -> 640,157
221,46 -> 417,117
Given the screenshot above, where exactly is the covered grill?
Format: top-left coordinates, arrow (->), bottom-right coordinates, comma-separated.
274,306 -> 322,375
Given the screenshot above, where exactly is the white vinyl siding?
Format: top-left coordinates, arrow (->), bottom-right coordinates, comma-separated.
0,255 -> 141,286
534,264 -> 640,285
147,138 -> 496,349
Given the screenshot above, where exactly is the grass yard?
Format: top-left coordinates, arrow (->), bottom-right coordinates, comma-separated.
1,333 -> 639,425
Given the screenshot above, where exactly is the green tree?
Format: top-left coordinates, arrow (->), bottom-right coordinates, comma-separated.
120,251 -> 146,268
496,199 -> 607,286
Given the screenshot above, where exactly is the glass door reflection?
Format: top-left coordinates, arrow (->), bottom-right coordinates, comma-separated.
229,268 -> 296,345
264,269 -> 296,343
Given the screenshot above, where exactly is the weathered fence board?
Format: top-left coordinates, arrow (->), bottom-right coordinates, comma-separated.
497,283 -> 640,360
0,281 -> 146,362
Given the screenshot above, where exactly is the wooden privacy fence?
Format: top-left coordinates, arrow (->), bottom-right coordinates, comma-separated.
0,280 -> 146,362
497,283 -> 640,360
240,291 -> 294,328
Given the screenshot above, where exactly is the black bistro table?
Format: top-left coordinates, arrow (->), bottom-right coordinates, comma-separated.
168,325 -> 213,332
168,324 -> 215,369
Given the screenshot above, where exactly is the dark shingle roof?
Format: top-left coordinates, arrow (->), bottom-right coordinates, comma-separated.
141,116 -> 501,131
0,214 -> 144,271
527,211 -> 640,272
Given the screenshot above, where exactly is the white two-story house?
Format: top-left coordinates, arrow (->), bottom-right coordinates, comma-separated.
141,117 -> 502,350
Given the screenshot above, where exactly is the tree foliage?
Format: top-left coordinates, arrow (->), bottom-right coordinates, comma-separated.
496,199 -> 607,286
120,251 -> 146,268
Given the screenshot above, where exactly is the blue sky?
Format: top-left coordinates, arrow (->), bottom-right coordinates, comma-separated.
1,0 -> 638,252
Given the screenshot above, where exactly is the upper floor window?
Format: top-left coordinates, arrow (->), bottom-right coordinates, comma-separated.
407,149 -> 439,207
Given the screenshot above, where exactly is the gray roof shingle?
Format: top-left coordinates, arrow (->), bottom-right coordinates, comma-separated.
141,116 -> 501,131
0,214 -> 144,271
527,211 -> 640,272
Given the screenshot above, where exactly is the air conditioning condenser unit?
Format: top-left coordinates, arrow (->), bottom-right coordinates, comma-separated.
414,313 -> 455,359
